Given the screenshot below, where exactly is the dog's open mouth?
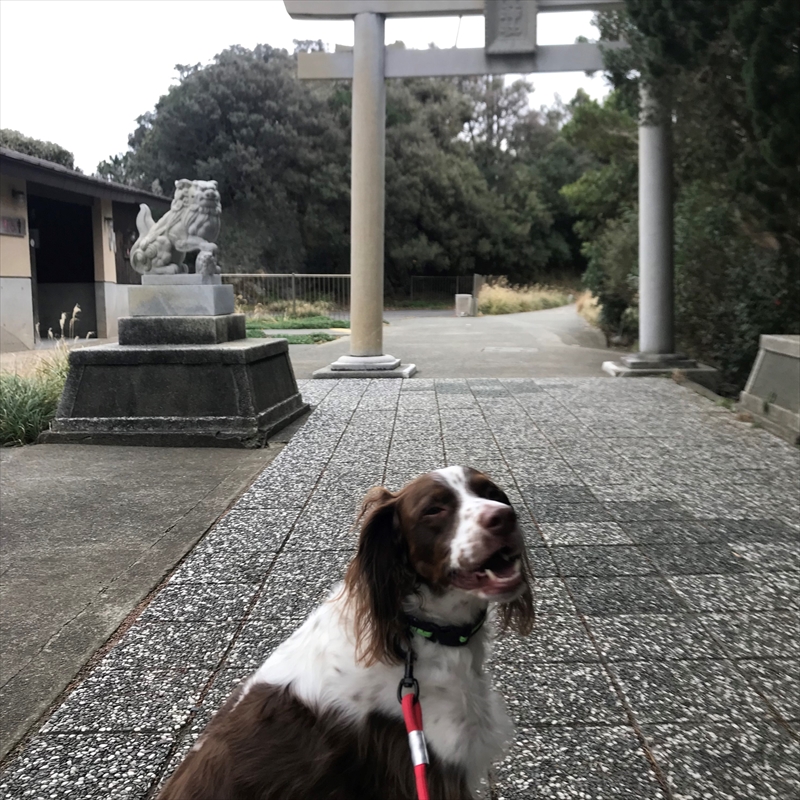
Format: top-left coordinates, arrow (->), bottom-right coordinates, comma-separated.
450,546 -> 522,596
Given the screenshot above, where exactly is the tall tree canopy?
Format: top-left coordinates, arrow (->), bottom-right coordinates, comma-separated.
98,44 -> 586,288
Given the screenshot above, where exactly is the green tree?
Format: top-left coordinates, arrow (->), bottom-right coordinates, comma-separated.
0,129 -> 77,171
560,90 -> 639,335
99,45 -> 351,274
562,2 -> 799,390
99,44 -> 589,291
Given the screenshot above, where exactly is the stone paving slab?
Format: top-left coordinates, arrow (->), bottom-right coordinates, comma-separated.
1,377 -> 799,799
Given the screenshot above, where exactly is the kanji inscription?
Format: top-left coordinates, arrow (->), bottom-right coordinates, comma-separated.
485,0 -> 537,55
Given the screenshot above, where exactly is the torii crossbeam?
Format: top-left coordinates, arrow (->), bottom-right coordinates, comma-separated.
286,0 -> 704,383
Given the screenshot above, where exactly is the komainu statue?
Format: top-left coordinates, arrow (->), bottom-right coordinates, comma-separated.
130,179 -> 222,275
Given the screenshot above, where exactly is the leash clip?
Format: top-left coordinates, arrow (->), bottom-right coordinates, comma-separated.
397,647 -> 419,703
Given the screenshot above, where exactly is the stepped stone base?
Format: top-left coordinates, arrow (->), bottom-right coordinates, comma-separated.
603,357 -> 720,392
118,314 -> 246,345
313,363 -> 417,379
41,339 -> 308,448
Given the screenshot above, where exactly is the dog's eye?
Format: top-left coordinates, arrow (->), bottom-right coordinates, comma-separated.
423,505 -> 445,517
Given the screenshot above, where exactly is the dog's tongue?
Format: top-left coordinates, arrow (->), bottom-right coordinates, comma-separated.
452,556 -> 522,595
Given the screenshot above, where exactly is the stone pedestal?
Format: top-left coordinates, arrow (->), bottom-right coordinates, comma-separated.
128,281 -> 235,317
43,274 -> 308,447
739,334 -> 800,445
42,339 -> 307,448
118,314 -> 246,345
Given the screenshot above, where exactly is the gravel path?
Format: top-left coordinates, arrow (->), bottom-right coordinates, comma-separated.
2,378 -> 798,799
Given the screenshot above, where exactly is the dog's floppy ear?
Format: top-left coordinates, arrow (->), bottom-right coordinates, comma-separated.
344,487 -> 412,666
498,548 -> 535,636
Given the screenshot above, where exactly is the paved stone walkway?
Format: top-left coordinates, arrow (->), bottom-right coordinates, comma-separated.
1,378 -> 798,799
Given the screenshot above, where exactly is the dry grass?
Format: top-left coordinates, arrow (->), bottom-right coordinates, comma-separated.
235,296 -> 336,319
477,278 -> 572,315
575,290 -> 601,327
1,303 -> 93,446
1,343 -> 71,446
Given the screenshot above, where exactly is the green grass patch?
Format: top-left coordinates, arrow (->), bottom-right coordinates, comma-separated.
247,330 -> 337,344
246,316 -> 349,330
1,348 -> 70,446
386,299 -> 453,310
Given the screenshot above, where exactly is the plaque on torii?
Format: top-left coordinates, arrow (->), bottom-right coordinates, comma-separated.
285,0 -> 641,380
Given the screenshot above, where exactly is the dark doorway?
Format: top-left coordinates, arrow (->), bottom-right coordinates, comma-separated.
27,193 -> 97,340
113,201 -> 143,285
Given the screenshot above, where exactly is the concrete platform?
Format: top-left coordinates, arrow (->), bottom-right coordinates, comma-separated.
0,443 -> 284,761
2,378 -> 798,797
289,303 -> 616,379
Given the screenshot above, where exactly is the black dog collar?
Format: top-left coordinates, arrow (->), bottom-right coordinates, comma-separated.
404,609 -> 487,647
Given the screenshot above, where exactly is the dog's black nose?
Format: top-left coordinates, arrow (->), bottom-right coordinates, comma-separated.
479,505 -> 516,535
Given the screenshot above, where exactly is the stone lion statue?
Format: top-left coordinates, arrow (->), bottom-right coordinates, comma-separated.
130,179 -> 222,275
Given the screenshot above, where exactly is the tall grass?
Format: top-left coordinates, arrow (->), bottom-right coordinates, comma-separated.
477,278 -> 572,315
235,296 -> 335,319
1,344 -> 70,446
35,303 -> 93,343
575,290 -> 602,327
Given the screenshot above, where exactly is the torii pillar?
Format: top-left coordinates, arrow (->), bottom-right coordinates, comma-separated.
286,0 -> 692,381
601,86 -> 718,388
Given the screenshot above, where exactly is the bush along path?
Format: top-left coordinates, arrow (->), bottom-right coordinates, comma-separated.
245,316 -> 346,344
0,347 -> 69,446
245,316 -> 350,330
1,378 -> 797,798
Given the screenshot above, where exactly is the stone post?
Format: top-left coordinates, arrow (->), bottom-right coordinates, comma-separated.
350,11 -> 386,358
602,85 -> 719,389
319,12 -> 415,377
638,85 -> 674,355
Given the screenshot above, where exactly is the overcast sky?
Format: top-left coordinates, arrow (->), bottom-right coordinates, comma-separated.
0,1 -> 609,174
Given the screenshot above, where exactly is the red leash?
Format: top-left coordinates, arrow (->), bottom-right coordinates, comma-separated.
398,649 -> 430,800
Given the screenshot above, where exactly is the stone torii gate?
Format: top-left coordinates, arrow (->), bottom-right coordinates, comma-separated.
286,0 -> 709,383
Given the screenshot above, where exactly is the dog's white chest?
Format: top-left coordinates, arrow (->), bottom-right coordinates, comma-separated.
248,598 -> 513,787
413,639 -> 513,783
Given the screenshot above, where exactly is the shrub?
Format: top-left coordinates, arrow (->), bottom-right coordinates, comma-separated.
244,315 -> 349,330
580,208 -> 638,340
674,182 -> 798,392
477,278 -> 572,315
0,346 -> 70,446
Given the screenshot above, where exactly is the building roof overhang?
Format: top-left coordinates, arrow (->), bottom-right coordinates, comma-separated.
0,148 -> 169,209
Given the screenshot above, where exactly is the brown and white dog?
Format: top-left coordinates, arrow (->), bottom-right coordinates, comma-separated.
158,466 -> 533,800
